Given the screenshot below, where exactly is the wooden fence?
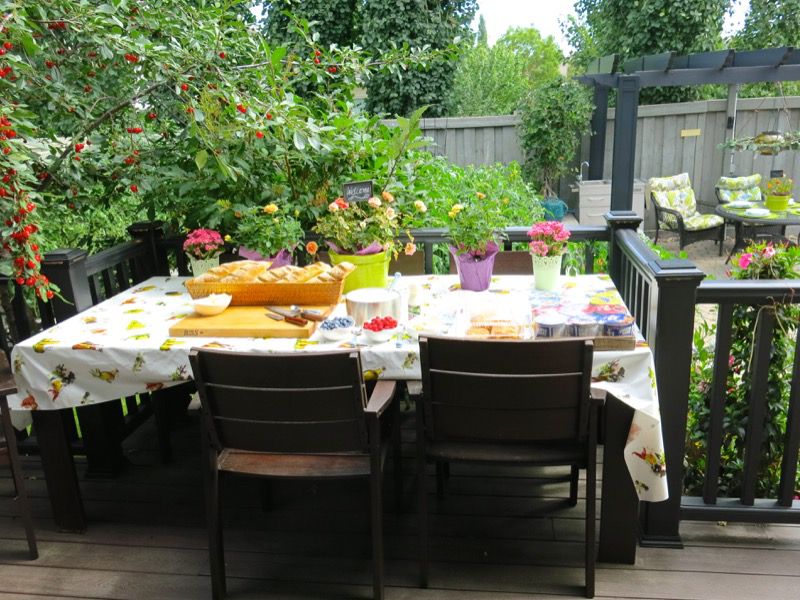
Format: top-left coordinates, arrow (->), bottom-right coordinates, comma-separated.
393,96 -> 800,212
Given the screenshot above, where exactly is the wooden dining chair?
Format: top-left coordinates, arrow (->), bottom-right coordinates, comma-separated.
189,348 -> 400,600
0,354 -> 38,559
417,337 -> 601,598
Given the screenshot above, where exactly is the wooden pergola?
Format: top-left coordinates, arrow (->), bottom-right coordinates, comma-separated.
578,47 -> 800,211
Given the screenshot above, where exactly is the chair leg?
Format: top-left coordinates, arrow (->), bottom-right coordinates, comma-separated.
370,467 -> 385,600
203,444 -> 225,600
7,445 -> 38,559
569,465 -> 579,507
585,414 -> 598,598
415,416 -> 429,587
718,227 -> 724,256
151,391 -> 173,464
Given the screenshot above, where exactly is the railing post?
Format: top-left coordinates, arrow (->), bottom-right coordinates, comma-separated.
589,85 -> 610,180
610,75 -> 640,211
128,220 -> 167,276
40,249 -> 93,325
606,211 -> 642,287
640,258 -> 705,548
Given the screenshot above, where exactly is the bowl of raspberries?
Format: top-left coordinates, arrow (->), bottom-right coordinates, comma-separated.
319,316 -> 356,342
362,316 -> 398,343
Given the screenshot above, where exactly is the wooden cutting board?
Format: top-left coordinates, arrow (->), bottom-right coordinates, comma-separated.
169,305 -> 333,338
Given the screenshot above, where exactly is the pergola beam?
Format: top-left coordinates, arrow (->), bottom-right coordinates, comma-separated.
580,64 -> 800,88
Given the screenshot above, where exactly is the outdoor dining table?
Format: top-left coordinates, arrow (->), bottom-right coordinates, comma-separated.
10,273 -> 667,564
715,200 -> 800,260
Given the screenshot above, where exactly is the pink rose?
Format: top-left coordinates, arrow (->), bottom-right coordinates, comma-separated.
738,253 -> 753,269
328,201 -> 339,212
762,245 -> 776,258
367,196 -> 381,208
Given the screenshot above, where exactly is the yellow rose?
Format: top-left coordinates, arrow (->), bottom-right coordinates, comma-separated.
451,203 -> 464,214
414,200 -> 427,213
263,203 -> 278,214
223,234 -> 232,242
476,192 -> 485,199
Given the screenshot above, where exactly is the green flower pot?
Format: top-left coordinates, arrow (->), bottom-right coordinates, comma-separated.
329,249 -> 391,293
765,194 -> 790,211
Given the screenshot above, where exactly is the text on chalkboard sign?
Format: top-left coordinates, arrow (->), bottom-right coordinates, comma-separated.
343,180 -> 374,203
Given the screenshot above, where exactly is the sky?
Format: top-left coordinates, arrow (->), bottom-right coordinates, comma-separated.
474,0 -> 751,52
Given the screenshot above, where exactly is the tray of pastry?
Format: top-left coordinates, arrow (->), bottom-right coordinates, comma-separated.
186,260 -> 355,306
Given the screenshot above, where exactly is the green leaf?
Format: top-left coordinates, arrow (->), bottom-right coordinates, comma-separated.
20,32 -> 38,56
195,149 -> 208,171
96,4 -> 116,14
292,131 -> 307,151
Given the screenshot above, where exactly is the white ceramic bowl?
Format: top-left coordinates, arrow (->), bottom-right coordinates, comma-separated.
345,288 -> 402,326
193,293 -> 232,316
362,327 -> 398,344
319,326 -> 354,342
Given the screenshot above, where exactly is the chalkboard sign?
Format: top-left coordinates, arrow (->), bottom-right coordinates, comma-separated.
343,180 -> 373,203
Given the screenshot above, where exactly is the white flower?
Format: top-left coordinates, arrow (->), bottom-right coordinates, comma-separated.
367,196 -> 381,208
414,200 -> 427,213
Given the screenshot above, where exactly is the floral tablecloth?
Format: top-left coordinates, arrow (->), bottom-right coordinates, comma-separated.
10,274 -> 668,502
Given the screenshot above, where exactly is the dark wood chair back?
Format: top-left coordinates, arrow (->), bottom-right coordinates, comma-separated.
420,337 -> 593,444
190,349 -> 370,454
448,251 -> 533,275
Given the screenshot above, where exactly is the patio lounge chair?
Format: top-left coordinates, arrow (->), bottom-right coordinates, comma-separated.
649,173 -> 725,254
416,337 -> 601,598
190,349 -> 400,600
715,174 -> 787,244
0,354 -> 38,560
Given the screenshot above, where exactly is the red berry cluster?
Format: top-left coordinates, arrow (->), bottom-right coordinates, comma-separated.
236,103 -> 246,114
363,316 -> 397,332
47,21 -> 67,31
0,165 -> 54,299
124,53 -> 139,63
126,127 -> 143,134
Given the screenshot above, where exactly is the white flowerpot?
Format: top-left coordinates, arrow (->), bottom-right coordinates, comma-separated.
188,256 -> 219,276
531,254 -> 563,291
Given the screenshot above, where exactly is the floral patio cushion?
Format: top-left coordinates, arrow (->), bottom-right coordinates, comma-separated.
649,173 -> 697,227
717,174 -> 762,203
683,213 -> 724,231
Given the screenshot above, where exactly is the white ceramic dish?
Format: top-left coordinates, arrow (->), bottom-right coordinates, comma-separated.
193,293 -> 232,316
744,207 -> 770,217
362,327 -> 398,344
726,200 -> 753,209
345,288 -> 402,326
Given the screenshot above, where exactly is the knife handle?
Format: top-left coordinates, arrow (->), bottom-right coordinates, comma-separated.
300,310 -> 325,322
284,315 -> 308,326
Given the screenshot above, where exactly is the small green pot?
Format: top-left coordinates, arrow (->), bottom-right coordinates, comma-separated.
765,194 -> 790,211
329,249 -> 391,293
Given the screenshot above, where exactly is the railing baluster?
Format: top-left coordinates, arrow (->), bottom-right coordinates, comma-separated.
741,306 -> 776,506
777,329 -> 800,506
101,268 -> 115,300
703,303 -> 734,505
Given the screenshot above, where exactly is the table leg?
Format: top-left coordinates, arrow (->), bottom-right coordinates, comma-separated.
598,395 -> 639,564
78,401 -> 127,478
32,409 -> 86,532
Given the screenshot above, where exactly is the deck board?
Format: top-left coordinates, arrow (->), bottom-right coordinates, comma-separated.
0,409 -> 798,600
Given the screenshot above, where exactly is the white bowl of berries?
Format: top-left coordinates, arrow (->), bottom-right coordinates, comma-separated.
361,316 -> 398,344
318,316 -> 355,342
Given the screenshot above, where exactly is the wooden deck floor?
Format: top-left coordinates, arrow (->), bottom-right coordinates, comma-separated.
1,407 -> 799,600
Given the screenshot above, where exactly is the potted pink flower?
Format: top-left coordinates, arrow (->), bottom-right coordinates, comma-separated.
527,221 -> 570,290
183,228 -> 225,275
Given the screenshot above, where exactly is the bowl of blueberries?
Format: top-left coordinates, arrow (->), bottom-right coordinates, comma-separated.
319,315 -> 356,342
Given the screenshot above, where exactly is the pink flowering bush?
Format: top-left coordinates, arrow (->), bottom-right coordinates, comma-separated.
183,228 -> 224,259
729,241 -> 799,280
527,220 -> 571,257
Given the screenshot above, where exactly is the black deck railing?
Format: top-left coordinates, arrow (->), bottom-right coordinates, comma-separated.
680,280 -> 800,523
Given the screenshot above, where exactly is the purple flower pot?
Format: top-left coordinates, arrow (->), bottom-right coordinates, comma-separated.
449,241 -> 499,292
237,247 -> 293,269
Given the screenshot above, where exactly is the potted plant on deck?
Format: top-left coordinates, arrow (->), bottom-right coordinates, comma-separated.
446,193 -> 508,292
763,175 -> 793,212
183,228 -> 225,275
313,192 -> 400,292
518,76 -> 593,220
234,203 -> 304,268
527,220 -> 570,291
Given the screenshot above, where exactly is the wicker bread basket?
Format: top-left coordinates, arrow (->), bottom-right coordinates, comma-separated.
185,279 -> 345,306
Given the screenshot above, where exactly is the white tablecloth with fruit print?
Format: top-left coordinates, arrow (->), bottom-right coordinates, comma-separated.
10,274 -> 668,502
